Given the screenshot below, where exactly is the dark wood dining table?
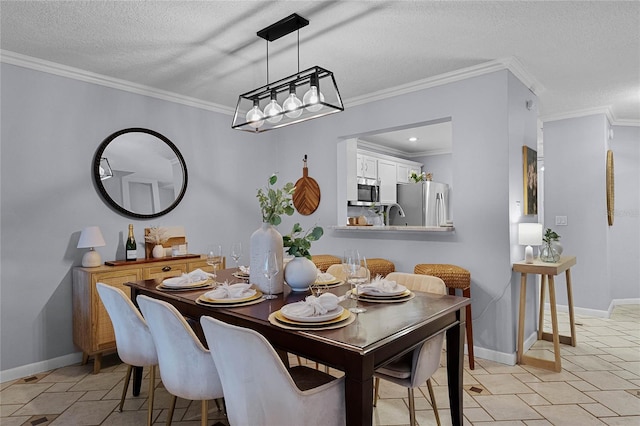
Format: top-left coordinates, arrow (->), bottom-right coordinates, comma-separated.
126,268 -> 469,426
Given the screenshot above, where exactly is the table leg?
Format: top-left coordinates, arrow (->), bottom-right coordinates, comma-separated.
566,268 -> 577,346
517,273 -> 527,364
538,275 -> 547,340
547,276 -> 562,372
343,359 -> 374,426
446,308 -> 464,426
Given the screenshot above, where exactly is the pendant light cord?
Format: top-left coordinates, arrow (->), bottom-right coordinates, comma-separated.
297,29 -> 300,73
266,39 -> 269,85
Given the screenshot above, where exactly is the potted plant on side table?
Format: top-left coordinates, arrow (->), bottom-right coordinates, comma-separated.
283,222 -> 324,292
540,228 -> 561,263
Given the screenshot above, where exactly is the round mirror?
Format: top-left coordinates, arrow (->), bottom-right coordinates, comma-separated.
93,128 -> 188,219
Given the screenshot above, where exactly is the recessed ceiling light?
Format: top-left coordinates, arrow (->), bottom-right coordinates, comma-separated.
408,137 -> 418,142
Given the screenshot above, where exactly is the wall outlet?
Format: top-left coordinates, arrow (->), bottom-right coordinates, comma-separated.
555,216 -> 568,226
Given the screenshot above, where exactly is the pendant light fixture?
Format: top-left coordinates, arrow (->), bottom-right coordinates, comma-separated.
232,13 -> 344,132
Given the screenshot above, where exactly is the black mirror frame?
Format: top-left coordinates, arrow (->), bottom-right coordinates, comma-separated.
93,128 -> 188,219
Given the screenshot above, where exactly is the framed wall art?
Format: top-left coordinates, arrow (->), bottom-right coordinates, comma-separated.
522,146 -> 538,215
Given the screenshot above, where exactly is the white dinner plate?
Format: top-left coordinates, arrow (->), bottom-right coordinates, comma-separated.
161,278 -> 209,288
359,283 -> 407,296
202,288 -> 257,303
280,304 -> 344,323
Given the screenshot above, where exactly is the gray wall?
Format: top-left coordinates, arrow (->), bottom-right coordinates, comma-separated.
2,61 -> 638,380
543,117 -> 640,311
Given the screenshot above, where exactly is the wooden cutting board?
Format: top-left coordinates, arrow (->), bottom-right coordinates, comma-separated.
293,155 -> 320,215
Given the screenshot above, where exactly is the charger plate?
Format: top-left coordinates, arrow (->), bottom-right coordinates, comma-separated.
196,293 -> 264,308
348,290 -> 415,304
198,288 -> 261,304
232,272 -> 250,280
157,281 -> 214,292
311,278 -> 343,288
269,310 -> 355,330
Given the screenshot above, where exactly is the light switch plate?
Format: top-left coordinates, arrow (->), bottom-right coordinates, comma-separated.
555,216 -> 568,226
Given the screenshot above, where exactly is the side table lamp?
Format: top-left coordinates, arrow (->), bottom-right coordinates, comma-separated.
518,223 -> 542,264
78,226 -> 106,267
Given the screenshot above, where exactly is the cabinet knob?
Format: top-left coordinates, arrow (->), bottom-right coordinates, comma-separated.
162,266 -> 172,272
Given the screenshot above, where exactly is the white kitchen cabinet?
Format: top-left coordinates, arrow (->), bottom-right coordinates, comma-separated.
377,159 -> 397,203
396,160 -> 423,183
357,153 -> 377,179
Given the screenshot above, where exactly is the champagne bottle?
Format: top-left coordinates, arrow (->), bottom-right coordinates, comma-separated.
126,224 -> 137,261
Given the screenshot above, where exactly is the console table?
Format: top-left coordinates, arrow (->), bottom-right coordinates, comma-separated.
513,256 -> 577,372
72,254 -> 219,373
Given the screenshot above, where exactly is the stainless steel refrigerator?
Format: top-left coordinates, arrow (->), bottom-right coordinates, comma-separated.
391,181 -> 449,226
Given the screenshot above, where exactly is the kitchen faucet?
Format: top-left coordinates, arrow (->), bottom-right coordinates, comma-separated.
385,203 -> 406,226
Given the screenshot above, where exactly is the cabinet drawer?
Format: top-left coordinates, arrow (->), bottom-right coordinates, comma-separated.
143,263 -> 188,280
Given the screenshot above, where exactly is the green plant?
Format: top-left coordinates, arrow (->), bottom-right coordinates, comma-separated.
257,174 -> 296,226
283,223 -> 323,259
543,228 -> 560,244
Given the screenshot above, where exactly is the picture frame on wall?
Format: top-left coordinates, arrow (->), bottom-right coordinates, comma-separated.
522,146 -> 537,215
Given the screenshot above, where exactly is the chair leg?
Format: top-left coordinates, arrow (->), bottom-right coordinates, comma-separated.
166,395 -> 177,426
373,377 -> 380,407
408,387 -> 416,426
119,365 -> 133,412
426,379 -> 441,426
147,366 -> 156,426
201,399 -> 208,426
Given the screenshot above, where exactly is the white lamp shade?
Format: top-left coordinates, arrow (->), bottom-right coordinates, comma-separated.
78,226 -> 106,249
518,223 -> 542,246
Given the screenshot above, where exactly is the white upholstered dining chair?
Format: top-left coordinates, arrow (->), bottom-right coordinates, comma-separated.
200,315 -> 345,426
137,295 -> 224,426
95,283 -> 158,426
373,272 -> 447,426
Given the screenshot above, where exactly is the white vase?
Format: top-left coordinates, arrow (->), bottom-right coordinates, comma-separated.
152,244 -> 165,258
285,256 -> 318,292
249,223 -> 284,294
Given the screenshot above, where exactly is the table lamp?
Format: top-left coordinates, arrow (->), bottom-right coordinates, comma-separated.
78,226 -> 106,267
518,223 -> 542,264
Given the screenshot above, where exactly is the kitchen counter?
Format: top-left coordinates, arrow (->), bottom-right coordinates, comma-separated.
332,225 -> 455,232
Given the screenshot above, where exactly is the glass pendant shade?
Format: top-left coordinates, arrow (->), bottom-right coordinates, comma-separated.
263,90 -> 283,123
283,84 -> 303,118
245,99 -> 265,128
303,74 -> 324,112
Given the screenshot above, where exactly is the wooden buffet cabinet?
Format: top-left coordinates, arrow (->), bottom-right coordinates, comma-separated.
72,254 -> 222,373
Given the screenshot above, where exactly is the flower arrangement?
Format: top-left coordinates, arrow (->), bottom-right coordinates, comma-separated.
283,223 -> 323,259
257,173 -> 296,226
409,170 -> 433,183
144,226 -> 169,245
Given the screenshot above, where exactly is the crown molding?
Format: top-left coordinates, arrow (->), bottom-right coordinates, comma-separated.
345,56 -> 543,109
0,50 -> 235,115
540,105 -> 640,127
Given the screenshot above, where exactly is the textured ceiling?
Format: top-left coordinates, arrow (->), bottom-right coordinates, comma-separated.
2,0 -> 639,126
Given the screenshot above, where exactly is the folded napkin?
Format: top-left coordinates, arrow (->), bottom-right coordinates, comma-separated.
162,268 -> 214,287
358,275 -> 401,294
205,282 -> 253,300
283,293 -> 340,317
316,269 -> 336,282
238,265 -> 250,275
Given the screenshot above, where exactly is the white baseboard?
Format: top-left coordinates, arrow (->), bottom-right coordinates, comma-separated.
0,352 -> 84,384
544,297 -> 639,319
472,345 -> 517,366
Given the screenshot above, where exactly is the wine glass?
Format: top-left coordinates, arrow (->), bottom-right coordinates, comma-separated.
206,245 -> 223,280
230,243 -> 243,269
343,249 -> 367,313
262,250 -> 279,300
350,255 -> 369,314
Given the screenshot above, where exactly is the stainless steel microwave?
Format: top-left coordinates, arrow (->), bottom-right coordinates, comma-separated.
349,177 -> 380,206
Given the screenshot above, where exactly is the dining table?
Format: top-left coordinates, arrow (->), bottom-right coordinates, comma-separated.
125,268 -> 470,426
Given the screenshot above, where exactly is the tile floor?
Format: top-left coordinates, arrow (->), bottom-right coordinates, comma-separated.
1,305 -> 639,425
